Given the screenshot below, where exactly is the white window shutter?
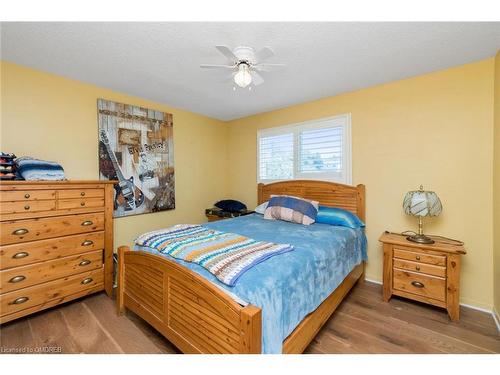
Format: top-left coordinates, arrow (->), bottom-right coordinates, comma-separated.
258,132 -> 294,181
298,126 -> 343,173
257,114 -> 351,184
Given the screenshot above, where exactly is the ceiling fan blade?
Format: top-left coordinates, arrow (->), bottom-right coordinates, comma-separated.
200,64 -> 235,69
255,46 -> 274,62
221,72 -> 236,83
254,63 -> 285,72
215,45 -> 238,63
250,71 -> 265,86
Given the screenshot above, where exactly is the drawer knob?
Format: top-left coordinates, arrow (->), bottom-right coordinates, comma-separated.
416,256 -> 421,261
24,205 -> 30,210
79,260 -> 91,266
11,296 -> 29,305
411,281 -> 425,288
415,266 -> 421,271
24,193 -> 30,199
80,202 -> 86,206
81,277 -> 93,285
81,192 -> 86,196
81,220 -> 93,226
9,275 -> 26,283
81,240 -> 94,247
12,228 -> 29,236
12,251 -> 29,259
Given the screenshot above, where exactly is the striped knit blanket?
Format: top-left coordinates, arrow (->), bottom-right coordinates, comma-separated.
135,224 -> 294,286
15,156 -> 66,181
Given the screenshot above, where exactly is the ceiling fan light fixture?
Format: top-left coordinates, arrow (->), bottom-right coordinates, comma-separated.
234,63 -> 252,88
201,45 -> 284,89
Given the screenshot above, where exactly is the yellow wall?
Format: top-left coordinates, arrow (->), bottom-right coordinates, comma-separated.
494,51 -> 500,318
226,59 -> 495,309
0,61 -> 228,248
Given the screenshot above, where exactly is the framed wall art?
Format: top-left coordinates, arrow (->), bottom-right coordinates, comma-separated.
97,98 -> 175,217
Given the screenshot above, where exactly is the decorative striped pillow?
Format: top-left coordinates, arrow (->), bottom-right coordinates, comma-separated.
264,195 -> 319,225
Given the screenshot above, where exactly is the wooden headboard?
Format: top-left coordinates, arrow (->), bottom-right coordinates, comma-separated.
258,180 -> 365,222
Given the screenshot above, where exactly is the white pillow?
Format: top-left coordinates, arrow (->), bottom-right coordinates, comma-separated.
254,201 -> 268,214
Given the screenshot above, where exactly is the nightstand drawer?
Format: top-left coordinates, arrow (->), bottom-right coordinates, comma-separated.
393,268 -> 445,301
393,247 -> 446,266
393,258 -> 446,277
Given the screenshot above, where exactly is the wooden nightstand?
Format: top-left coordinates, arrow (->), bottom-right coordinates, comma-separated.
379,232 -> 466,321
205,208 -> 254,222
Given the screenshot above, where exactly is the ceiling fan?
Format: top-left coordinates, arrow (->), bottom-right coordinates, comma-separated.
200,46 -> 285,89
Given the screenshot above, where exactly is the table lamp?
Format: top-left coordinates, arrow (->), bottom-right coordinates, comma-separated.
402,185 -> 442,244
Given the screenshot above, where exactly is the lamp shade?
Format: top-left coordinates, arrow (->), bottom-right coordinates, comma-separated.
403,186 -> 442,217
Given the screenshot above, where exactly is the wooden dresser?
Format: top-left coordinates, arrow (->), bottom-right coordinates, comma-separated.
379,232 -> 466,321
0,180 -> 115,324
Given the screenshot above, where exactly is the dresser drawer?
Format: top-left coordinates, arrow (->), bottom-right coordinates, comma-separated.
393,258 -> 446,278
58,198 -> 104,210
0,213 -> 105,245
0,268 -> 103,317
0,200 -> 57,215
393,247 -> 446,266
0,250 -> 102,293
0,190 -> 56,202
58,189 -> 104,199
0,231 -> 105,269
393,268 -> 445,301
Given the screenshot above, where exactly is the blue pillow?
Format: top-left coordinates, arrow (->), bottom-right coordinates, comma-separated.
316,206 -> 365,228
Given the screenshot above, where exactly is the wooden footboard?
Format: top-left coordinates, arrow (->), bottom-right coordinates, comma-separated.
116,246 -> 262,354
117,246 -> 364,354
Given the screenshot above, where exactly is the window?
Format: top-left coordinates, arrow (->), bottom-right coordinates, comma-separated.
257,114 -> 351,184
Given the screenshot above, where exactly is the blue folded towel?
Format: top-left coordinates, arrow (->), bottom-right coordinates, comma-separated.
15,156 -> 66,181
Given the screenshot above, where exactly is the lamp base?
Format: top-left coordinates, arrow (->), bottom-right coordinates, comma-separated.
406,234 -> 435,244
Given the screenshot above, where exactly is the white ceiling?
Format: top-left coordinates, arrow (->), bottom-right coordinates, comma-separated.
1,22 -> 500,121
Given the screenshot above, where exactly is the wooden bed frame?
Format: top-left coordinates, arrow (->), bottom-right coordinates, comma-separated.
116,180 -> 366,353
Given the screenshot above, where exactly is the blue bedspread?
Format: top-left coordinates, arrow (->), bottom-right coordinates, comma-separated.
135,213 -> 367,353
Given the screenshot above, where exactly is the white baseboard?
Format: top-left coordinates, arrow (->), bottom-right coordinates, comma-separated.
365,277 -> 382,285
493,308 -> 500,332
363,278 -> 500,331
459,302 -> 492,314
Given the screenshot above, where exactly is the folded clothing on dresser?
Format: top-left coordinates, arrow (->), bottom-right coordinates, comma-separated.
0,152 -> 20,180
15,156 -> 66,181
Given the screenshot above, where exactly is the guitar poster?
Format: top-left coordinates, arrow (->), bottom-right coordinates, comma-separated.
97,99 -> 175,218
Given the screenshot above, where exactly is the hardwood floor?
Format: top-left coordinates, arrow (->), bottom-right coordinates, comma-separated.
1,281 -> 498,354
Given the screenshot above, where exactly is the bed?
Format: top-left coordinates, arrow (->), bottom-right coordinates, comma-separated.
116,180 -> 366,354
